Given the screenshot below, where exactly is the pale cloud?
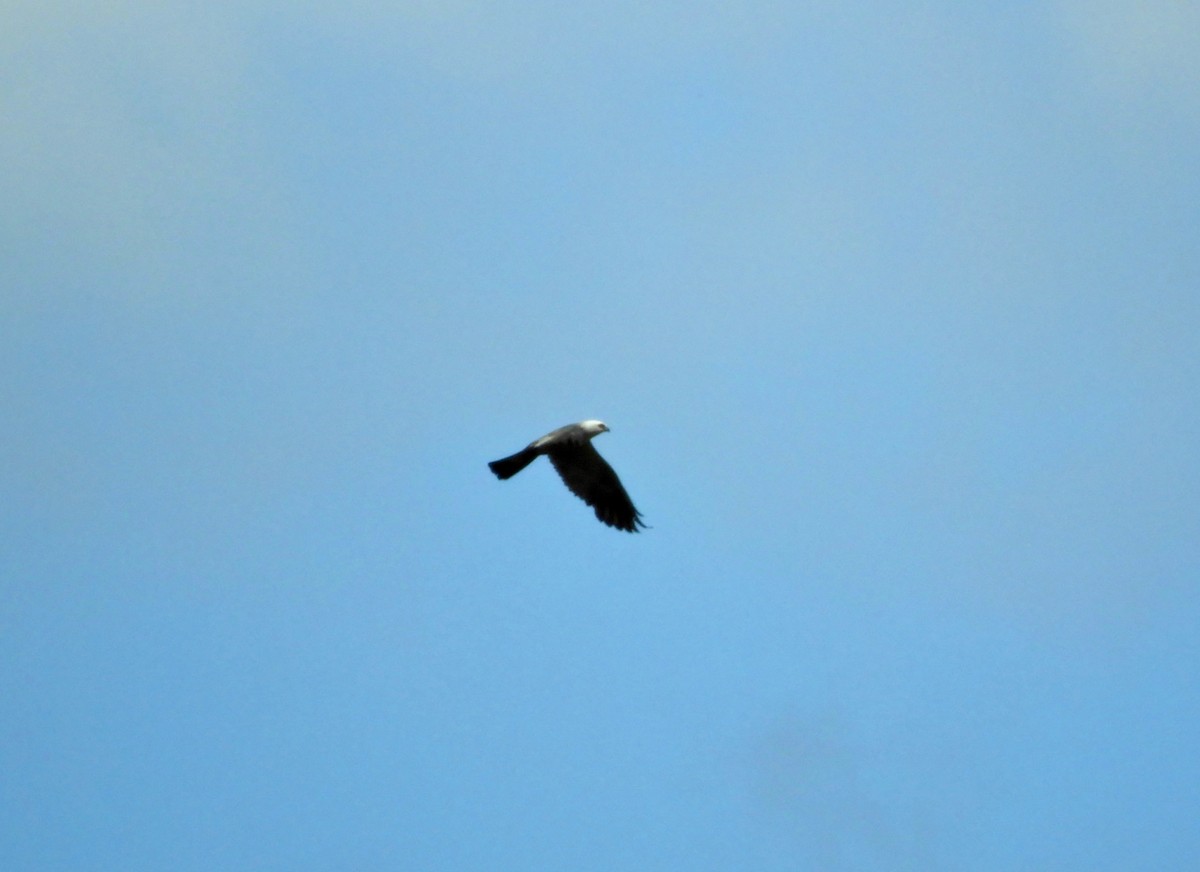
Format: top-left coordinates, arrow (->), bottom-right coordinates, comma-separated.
0,0 -> 867,313
744,713 -> 941,870
288,0 -> 833,87
0,3 -> 298,309
1056,0 -> 1200,112
4,0 -> 1194,317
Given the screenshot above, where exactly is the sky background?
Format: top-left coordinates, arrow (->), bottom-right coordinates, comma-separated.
3,2 -> 1199,870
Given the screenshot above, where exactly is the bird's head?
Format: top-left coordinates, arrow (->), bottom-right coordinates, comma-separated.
580,419 -> 609,436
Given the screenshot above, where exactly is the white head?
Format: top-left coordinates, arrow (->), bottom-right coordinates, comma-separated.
580,419 -> 610,436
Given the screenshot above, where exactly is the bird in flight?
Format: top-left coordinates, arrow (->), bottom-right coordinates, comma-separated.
488,420 -> 646,532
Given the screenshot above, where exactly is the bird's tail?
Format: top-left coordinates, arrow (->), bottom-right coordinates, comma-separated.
488,447 -> 539,480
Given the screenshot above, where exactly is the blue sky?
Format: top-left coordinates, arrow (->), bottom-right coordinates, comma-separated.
3,3 -> 1198,869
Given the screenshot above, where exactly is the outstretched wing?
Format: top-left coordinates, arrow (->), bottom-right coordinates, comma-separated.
548,442 -> 645,532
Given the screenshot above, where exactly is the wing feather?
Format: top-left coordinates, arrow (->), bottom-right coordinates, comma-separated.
548,442 -> 645,532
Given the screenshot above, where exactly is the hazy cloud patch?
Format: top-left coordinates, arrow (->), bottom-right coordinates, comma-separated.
1,3 -> 302,311
1056,0 -> 1200,114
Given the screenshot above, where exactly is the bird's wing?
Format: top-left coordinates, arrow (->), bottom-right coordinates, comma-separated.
548,442 -> 645,532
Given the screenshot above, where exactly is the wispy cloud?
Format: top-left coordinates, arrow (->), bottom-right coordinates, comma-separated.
744,712 -> 943,871
1056,0 -> 1200,112
1,4 -> 300,309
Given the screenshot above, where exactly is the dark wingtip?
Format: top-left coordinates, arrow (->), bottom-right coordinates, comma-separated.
608,510 -> 648,533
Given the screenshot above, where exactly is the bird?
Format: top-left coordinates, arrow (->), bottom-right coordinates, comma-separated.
488,420 -> 646,532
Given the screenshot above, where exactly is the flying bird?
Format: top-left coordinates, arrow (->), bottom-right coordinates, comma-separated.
488,420 -> 646,532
